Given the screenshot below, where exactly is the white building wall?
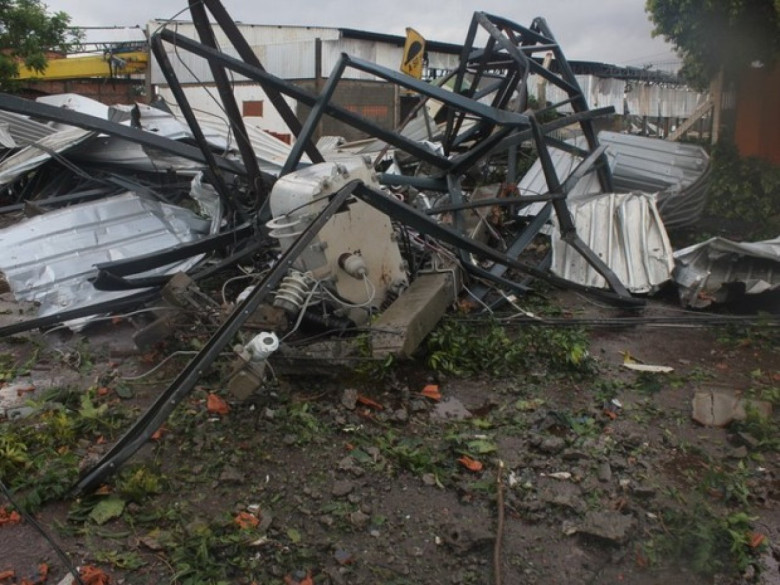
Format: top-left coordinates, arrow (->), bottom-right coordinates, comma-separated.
148,21 -> 339,84
155,83 -> 297,139
149,20 -> 461,84
148,21 -> 705,136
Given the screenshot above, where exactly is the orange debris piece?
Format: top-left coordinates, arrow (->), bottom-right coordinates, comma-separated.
421,384 -> 442,401
207,393 -> 230,415
457,455 -> 484,472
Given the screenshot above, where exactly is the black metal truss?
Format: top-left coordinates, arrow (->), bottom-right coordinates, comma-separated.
149,36 -> 240,219
443,12 -> 613,192
90,222 -> 258,290
0,290 -> 160,338
0,2 -> 642,338
73,180 -> 359,495
351,184 -> 638,304
148,12 -> 631,300
152,28 -> 522,172
188,0 -> 324,167
188,0 -> 266,207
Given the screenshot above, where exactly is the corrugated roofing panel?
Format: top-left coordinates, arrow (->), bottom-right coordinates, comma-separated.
527,76 -> 706,118
517,131 -> 711,229
551,192 -> 674,293
0,190 -> 219,323
673,237 -> 780,307
0,126 -> 95,187
599,130 -> 711,229
598,131 -> 709,191
0,111 -> 57,147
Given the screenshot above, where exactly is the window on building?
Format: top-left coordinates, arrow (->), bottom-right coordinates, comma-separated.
243,100 -> 264,117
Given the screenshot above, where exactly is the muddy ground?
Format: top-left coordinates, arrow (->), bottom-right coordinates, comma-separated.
0,287 -> 778,585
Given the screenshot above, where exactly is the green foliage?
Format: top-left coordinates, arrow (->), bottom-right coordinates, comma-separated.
427,317 -> 520,376
426,317 -> 594,378
700,460 -> 754,505
655,506 -> 761,575
373,430 -> 453,480
634,371 -> 664,395
732,406 -> 780,451
353,333 -> 396,381
277,401 -> 327,445
166,518 -> 266,585
0,348 -> 39,383
0,386 -> 135,511
0,0 -> 80,88
645,0 -> 780,86
89,496 -> 126,525
705,142 -> 780,238
94,550 -> 147,571
115,467 -> 167,503
0,430 -> 30,477
16,452 -> 79,512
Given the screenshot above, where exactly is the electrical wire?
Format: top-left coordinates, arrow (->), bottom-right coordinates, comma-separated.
0,479 -> 86,585
150,2 -> 204,37
168,23 -> 234,155
281,278 -> 323,342
220,270 -> 269,306
496,290 -> 540,321
462,283 -> 495,314
122,350 -> 235,381
321,276 -> 377,311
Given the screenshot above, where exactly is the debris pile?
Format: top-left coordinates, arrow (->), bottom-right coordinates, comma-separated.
0,0 -> 778,494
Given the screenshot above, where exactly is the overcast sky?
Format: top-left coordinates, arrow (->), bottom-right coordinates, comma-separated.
47,0 -> 680,70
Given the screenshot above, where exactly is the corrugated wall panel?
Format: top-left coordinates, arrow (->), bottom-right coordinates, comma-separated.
527,75 -> 705,118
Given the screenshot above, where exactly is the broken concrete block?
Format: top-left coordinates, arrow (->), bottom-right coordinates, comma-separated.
577,510 -> 636,544
691,390 -> 773,427
430,397 -> 472,422
370,271 -> 460,358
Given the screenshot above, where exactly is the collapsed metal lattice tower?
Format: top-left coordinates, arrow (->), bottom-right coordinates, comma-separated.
148,3 -> 632,299
0,1 -> 649,493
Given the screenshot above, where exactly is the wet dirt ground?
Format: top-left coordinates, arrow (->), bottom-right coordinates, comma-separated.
0,289 -> 778,585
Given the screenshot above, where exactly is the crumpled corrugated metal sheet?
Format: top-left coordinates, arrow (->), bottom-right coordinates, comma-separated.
0,111 -> 57,147
551,192 -> 675,294
0,123 -> 16,149
599,131 -> 710,192
37,93 -> 110,126
673,237 -> 780,308
0,126 -> 95,187
598,131 -> 711,230
517,131 -> 711,230
30,94 -> 205,173
0,180 -> 220,324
